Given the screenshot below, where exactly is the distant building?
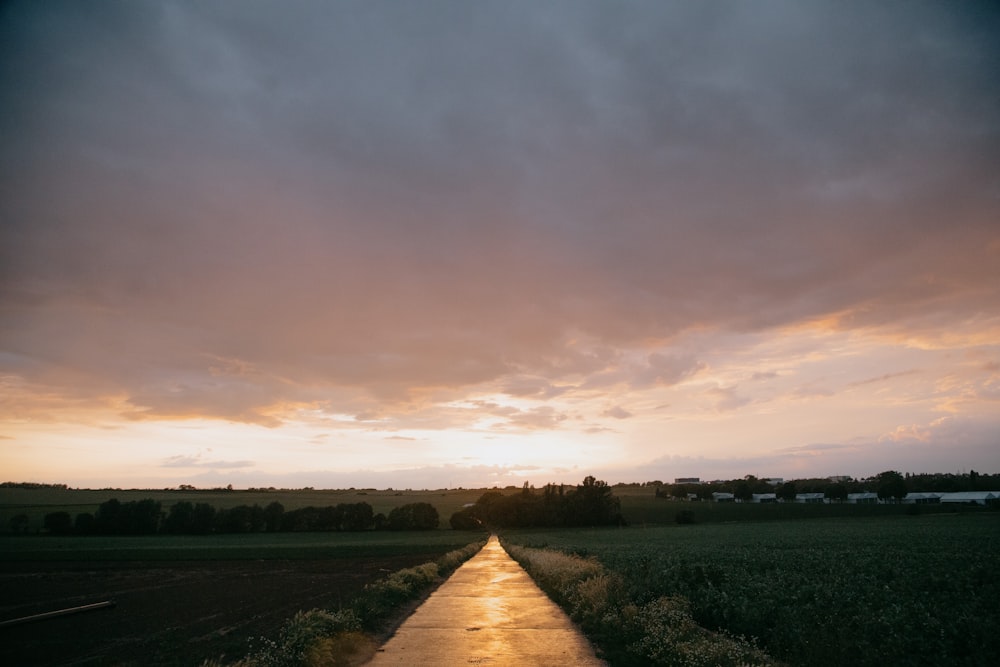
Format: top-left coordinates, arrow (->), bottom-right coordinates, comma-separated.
765,478 -> 784,486
902,492 -> 941,504
712,492 -> 735,502
674,477 -> 701,484
795,493 -> 826,504
939,491 -> 999,506
847,492 -> 878,504
752,493 -> 778,503
827,475 -> 851,483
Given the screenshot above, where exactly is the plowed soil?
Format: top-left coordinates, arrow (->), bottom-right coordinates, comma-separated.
1,555 -> 433,666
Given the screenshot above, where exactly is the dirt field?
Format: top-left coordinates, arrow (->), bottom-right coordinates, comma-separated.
0,554 -> 436,666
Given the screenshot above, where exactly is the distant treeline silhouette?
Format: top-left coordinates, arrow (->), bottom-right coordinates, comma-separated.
450,476 -> 624,529
654,470 -> 1000,502
40,498 -> 440,535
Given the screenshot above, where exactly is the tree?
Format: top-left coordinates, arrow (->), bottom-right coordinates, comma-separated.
776,481 -> 797,502
876,470 -> 908,502
75,512 -> 95,534
44,511 -> 73,535
263,501 -> 284,532
387,502 -> 439,530
339,502 -> 374,531
826,482 -> 848,502
94,498 -> 122,533
733,481 -> 753,502
191,502 -> 216,534
566,476 -> 622,526
165,501 -> 195,534
449,506 -> 482,530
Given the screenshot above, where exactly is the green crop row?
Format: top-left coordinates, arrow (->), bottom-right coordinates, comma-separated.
503,514 -> 999,667
502,539 -> 775,667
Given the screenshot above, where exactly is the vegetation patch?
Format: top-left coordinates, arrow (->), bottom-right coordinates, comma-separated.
212,538 -> 486,667
502,540 -> 774,666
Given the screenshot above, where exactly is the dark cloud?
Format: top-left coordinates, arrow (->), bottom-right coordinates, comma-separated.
1,1 -> 998,424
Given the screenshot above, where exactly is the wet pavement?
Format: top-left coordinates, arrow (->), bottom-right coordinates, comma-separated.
367,535 -> 605,666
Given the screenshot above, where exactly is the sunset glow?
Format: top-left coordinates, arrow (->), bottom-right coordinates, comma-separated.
1,1 -> 998,489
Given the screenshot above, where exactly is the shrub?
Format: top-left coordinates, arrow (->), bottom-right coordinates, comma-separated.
625,596 -> 770,667
246,609 -> 361,667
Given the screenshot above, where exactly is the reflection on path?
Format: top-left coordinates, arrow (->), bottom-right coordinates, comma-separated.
367,535 -> 604,665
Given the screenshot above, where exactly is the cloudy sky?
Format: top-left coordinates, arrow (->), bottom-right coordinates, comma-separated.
2,1 -> 998,489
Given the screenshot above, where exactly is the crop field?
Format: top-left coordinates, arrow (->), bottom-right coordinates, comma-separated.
0,531 -> 485,666
503,513 -> 999,667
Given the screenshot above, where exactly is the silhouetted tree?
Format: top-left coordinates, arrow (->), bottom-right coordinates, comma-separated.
387,502 -> 439,530
776,481 -> 797,502
44,511 -> 73,535
165,501 -> 195,534
826,482 -> 848,502
263,501 -> 284,532
339,502 -> 374,531
449,507 -> 482,530
94,498 -> 122,534
74,512 -> 95,534
191,502 -> 216,534
566,476 -> 622,526
876,470 -> 908,502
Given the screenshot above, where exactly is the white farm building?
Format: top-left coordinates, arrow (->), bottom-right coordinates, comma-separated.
903,492 -> 942,504
938,491 -> 999,505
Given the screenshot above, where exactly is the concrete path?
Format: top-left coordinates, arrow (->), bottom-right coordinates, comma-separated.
367,535 -> 605,666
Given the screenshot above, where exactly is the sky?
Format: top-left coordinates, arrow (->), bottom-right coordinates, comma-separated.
2,1 -> 999,490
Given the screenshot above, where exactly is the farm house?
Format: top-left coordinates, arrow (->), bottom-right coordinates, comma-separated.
902,492 -> 942,504
938,491 -> 999,505
751,493 -> 777,503
847,492 -> 878,504
794,493 -> 826,503
712,492 -> 735,502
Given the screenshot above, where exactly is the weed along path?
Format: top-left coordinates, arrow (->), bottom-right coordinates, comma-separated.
367,535 -> 605,666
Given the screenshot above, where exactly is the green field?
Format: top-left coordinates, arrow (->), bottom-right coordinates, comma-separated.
503,513 -> 1000,667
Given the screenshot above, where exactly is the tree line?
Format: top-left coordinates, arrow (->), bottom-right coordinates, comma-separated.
38,498 -> 440,535
654,469 -> 999,502
449,476 -> 624,529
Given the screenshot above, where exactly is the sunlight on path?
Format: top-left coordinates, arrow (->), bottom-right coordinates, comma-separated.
366,535 -> 605,666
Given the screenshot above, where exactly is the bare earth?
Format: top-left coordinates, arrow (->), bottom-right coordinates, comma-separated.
0,554 -> 433,666
368,536 -> 605,666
